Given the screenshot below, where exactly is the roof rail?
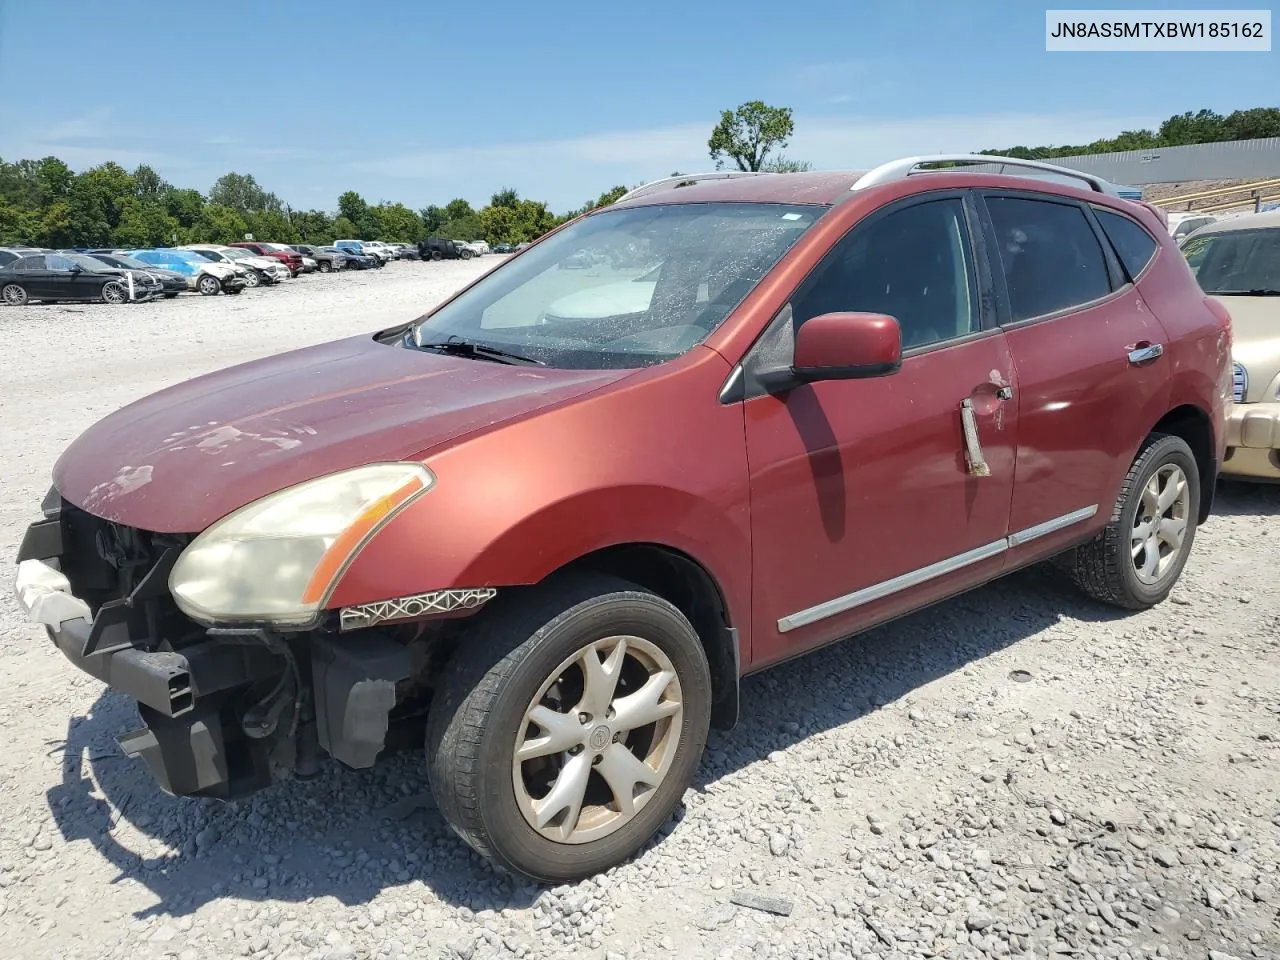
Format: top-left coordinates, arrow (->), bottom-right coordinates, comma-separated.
851,154 -> 1122,197
616,170 -> 774,203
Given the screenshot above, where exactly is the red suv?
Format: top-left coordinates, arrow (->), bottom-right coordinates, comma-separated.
14,156 -> 1230,883
230,241 -> 303,276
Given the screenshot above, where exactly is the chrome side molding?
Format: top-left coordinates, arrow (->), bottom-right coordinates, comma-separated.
777,505 -> 1098,632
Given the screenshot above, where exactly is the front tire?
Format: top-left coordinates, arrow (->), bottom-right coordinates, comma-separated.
241,270 -> 260,288
197,275 -> 221,296
426,574 -> 711,883
319,261 -> 332,273
101,281 -> 127,304
1062,433 -> 1199,610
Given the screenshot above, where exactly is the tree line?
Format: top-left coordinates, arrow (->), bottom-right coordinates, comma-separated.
4,103 -> 1276,249
978,106 -> 1280,160
0,158 -> 629,249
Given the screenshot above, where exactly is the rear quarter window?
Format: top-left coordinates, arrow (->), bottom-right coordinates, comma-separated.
1095,208 -> 1158,280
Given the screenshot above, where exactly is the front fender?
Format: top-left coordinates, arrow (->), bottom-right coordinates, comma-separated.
326,483 -> 751,631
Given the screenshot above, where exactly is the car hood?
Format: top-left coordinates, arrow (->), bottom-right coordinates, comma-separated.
53,334 -> 633,532
1216,295 -> 1280,402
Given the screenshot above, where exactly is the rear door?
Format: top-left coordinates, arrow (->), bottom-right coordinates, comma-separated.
977,191 -> 1172,564
16,256 -> 56,298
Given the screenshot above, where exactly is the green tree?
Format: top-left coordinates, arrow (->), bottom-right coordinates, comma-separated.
437,215 -> 484,242
163,187 -> 206,229
370,202 -> 423,241
420,204 -> 446,233
113,198 -> 180,247
708,100 -> 796,171
132,164 -> 167,201
209,172 -> 279,215
194,203 -> 249,244
1222,106 -> 1280,140
444,198 -> 475,221
490,187 -> 519,208
331,215 -> 359,240
35,157 -> 74,205
337,190 -> 369,226
761,155 -> 813,173
292,209 -> 335,243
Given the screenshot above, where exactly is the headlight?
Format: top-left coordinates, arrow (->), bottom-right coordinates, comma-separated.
169,462 -> 434,625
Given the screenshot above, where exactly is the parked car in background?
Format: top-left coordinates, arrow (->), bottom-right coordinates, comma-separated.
79,252 -> 186,297
417,237 -> 465,260
0,252 -> 162,305
335,240 -> 386,265
179,245 -> 287,285
230,241 -> 304,277
1167,212 -> 1218,242
0,247 -> 51,266
289,244 -> 347,273
395,243 -> 421,261
492,243 -> 515,254
1181,210 -> 1280,482
468,239 -> 491,255
122,249 -> 247,296
12,157 -> 1229,884
361,241 -> 395,263
320,245 -> 378,269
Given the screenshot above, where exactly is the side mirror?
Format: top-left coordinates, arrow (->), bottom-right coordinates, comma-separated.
790,311 -> 902,384
69,264 -> 82,273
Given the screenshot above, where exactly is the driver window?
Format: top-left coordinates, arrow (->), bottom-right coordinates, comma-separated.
790,198 -> 978,351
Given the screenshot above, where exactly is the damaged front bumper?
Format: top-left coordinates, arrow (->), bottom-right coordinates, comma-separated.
15,497 -> 414,800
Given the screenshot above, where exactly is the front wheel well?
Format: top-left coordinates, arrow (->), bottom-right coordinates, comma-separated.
559,544 -> 740,730
1149,404 -> 1215,522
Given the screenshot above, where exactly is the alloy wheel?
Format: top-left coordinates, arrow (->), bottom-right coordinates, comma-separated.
1130,463 -> 1190,584
512,635 -> 683,845
2,283 -> 28,305
102,282 -> 127,304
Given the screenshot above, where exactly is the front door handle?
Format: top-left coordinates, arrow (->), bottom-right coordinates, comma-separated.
1128,342 -> 1164,365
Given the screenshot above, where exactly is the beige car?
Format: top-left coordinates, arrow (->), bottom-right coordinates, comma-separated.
1182,211 -> 1280,482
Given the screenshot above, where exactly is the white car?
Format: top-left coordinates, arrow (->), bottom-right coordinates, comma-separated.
378,242 -> 407,259
1167,212 -> 1218,242
179,245 -> 290,285
467,240 -> 490,255
454,240 -> 486,257
362,241 -> 395,262
335,239 -> 390,263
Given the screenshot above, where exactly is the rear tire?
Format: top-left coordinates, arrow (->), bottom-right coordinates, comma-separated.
426,574 -> 711,883
2,283 -> 29,305
431,250 -> 442,261
1062,433 -> 1199,610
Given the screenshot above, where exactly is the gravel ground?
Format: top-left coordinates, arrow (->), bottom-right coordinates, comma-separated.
1,259 -> 1278,960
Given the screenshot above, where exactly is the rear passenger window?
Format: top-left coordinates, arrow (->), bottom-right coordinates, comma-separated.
1095,209 -> 1158,280
986,197 -> 1111,323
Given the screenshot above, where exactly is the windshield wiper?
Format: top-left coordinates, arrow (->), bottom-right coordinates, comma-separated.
1206,288 -> 1280,296
415,334 -> 544,366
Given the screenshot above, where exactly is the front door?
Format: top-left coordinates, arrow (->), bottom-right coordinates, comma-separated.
741,193 -> 1020,669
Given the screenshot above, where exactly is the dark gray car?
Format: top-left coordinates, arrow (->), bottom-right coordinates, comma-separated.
288,244 -> 346,273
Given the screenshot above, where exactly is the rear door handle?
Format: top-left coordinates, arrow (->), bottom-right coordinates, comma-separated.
1128,342 -> 1164,365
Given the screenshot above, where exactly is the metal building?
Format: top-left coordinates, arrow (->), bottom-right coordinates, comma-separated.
1049,137 -> 1280,185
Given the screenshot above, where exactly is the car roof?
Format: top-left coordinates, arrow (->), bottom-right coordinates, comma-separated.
1187,210 -> 1280,235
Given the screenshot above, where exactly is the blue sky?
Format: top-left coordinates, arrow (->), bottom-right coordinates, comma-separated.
0,0 -> 1273,213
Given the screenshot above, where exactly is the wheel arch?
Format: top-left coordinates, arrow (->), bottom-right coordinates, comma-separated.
550,542 -> 740,731
1148,403 -> 1216,522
